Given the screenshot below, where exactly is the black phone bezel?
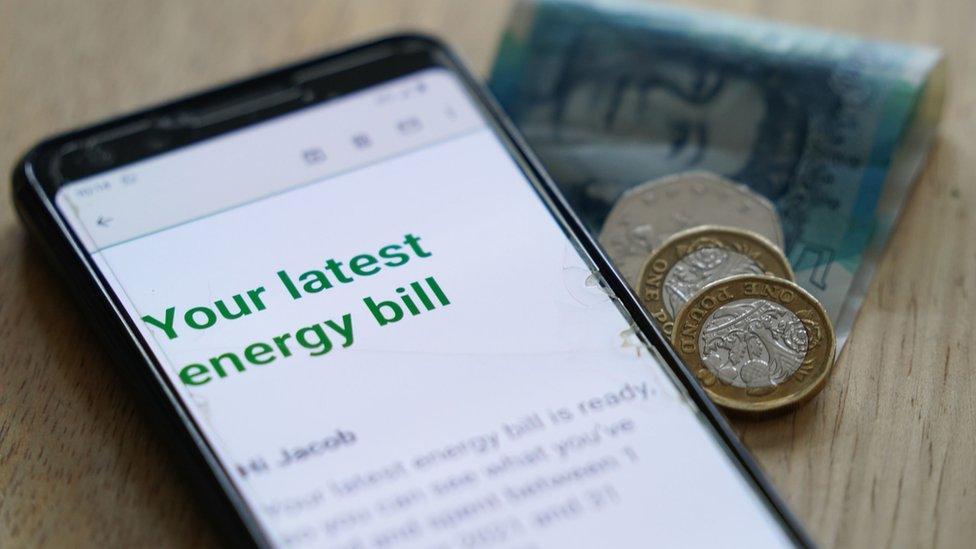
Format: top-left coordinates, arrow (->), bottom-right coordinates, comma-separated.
11,34 -> 813,548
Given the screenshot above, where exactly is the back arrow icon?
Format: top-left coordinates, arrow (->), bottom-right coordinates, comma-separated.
96,215 -> 113,227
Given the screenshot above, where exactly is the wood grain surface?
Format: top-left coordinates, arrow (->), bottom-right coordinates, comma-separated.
1,1 -> 973,547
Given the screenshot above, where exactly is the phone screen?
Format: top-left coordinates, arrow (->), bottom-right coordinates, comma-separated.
54,68 -> 792,547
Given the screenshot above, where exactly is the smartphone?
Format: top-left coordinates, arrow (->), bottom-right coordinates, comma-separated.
13,36 -> 810,548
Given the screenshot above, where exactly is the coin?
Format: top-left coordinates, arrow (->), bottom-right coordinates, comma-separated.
671,275 -> 835,416
598,171 -> 784,287
636,225 -> 793,337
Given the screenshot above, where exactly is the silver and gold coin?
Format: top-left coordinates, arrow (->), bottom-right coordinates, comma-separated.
599,171 -> 784,287
670,275 -> 835,416
636,225 -> 793,337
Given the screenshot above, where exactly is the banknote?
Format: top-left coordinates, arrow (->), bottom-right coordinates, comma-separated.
488,0 -> 944,346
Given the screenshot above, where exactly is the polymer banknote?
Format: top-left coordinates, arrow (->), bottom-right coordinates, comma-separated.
488,0 -> 945,345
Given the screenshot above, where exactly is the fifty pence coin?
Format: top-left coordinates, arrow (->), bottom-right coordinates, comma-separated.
599,171 -> 784,287
671,275 -> 836,416
637,225 -> 793,337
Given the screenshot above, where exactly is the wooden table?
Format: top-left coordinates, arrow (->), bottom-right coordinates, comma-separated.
1,1 -> 973,546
